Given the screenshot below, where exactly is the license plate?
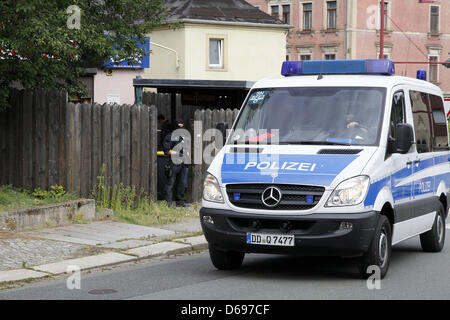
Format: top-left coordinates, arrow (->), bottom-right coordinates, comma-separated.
246,233 -> 295,247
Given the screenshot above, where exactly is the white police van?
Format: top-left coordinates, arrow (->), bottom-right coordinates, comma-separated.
200,59 -> 449,278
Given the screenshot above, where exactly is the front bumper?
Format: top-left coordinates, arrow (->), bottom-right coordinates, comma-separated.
200,208 -> 380,257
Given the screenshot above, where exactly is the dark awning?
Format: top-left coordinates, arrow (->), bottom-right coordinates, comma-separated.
133,78 -> 255,90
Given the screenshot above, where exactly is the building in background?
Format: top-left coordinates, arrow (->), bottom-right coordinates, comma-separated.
74,37 -> 150,105
245,0 -> 450,96
136,0 -> 291,109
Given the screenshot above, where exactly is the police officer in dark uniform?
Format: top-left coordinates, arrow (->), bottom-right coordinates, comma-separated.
162,119 -> 188,207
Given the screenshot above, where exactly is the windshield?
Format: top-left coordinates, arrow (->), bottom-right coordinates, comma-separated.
230,87 -> 387,146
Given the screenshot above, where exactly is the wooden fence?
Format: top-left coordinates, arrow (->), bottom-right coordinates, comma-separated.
0,89 -> 241,203
188,108 -> 240,203
0,89 -> 158,198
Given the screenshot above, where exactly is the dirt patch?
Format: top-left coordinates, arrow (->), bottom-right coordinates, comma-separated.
0,230 -> 37,240
68,245 -> 113,259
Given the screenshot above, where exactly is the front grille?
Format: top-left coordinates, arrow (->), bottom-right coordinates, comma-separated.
226,184 -> 325,210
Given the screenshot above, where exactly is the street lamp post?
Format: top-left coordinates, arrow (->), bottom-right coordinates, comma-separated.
379,1 -> 385,59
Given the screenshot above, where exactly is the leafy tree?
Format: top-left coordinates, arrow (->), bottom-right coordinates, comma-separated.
0,0 -> 168,109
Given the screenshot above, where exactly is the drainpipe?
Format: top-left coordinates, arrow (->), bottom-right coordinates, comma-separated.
379,0 -> 385,59
150,41 -> 180,69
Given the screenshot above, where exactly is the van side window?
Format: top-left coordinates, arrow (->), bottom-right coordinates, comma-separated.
410,90 -> 432,153
430,94 -> 449,150
389,90 -> 406,139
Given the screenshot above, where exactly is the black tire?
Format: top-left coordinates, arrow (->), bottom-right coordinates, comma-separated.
208,244 -> 244,270
358,215 -> 392,279
420,203 -> 446,252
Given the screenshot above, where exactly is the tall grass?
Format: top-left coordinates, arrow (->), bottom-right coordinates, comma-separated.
93,165 -> 199,226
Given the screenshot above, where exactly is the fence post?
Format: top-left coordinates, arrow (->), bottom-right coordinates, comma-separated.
48,90 -> 60,188
58,91 -> 67,190
91,103 -> 102,193
120,104 -> 131,187
111,104 -> 121,189
149,105 -> 158,199
140,104 -> 150,195
191,109 -> 204,203
33,89 -> 48,190
101,103 -> 112,191
80,102 -> 92,198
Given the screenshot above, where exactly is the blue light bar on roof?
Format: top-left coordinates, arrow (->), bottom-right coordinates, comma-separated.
281,59 -> 395,76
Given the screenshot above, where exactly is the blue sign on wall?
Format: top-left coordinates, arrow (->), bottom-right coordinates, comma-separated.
105,37 -> 150,69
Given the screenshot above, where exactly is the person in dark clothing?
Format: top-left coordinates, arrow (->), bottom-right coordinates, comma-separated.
162,119 -> 188,207
157,114 -> 171,149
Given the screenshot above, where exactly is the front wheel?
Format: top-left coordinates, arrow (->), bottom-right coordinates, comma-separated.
420,203 -> 446,252
208,244 -> 245,270
358,215 -> 392,279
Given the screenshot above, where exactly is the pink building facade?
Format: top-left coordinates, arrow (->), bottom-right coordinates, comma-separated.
246,0 -> 450,96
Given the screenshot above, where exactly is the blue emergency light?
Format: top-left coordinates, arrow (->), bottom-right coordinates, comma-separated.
417,70 -> 427,81
281,59 -> 395,77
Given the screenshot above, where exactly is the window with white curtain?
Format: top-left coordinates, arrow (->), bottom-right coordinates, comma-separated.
209,39 -> 223,68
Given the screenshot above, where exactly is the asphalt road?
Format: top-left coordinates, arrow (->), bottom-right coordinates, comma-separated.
1,235 -> 450,300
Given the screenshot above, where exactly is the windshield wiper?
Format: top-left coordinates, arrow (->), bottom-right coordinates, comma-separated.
279,141 -> 352,146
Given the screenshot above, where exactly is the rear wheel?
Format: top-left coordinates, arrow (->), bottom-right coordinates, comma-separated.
358,215 -> 392,279
208,244 -> 245,270
420,203 -> 446,252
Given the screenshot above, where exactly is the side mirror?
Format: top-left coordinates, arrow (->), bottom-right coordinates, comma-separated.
394,123 -> 414,154
216,122 -> 228,146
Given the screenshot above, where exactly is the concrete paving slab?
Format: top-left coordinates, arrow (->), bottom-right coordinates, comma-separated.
33,252 -> 136,275
27,233 -> 107,246
159,218 -> 202,234
99,239 -> 154,250
106,221 -> 175,236
59,223 -> 158,239
35,228 -> 118,242
174,235 -> 208,250
126,242 -> 191,259
0,269 -> 48,283
26,221 -> 176,245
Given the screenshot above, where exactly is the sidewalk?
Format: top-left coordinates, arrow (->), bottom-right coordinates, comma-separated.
0,218 -> 207,284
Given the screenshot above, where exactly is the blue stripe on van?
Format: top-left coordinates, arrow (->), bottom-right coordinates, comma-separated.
365,155 -> 450,208
221,153 -> 359,186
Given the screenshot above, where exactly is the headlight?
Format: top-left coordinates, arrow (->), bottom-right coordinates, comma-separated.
203,173 -> 224,203
326,176 -> 370,207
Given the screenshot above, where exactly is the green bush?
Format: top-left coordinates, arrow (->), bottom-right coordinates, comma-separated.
32,185 -> 67,200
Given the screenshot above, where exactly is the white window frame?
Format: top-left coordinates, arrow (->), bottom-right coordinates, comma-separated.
207,37 -> 226,70
323,0 -> 338,30
428,55 -> 439,83
297,45 -> 313,60
281,3 -> 291,24
376,44 -> 392,59
270,4 -> 280,19
429,5 -> 440,34
376,1 -> 391,31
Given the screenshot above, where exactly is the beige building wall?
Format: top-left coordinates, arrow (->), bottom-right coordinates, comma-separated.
144,23 -> 288,81
145,27 -> 186,79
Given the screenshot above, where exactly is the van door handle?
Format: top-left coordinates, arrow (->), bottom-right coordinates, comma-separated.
406,161 -> 412,166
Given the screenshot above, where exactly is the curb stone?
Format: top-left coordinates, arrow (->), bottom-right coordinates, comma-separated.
0,235 -> 208,283
0,269 -> 48,283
